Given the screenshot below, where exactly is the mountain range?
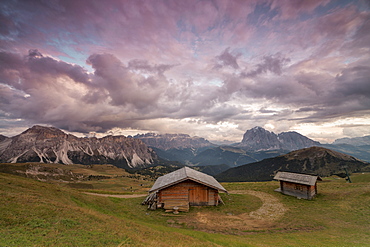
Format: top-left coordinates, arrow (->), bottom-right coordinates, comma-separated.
133,127 -> 324,168
135,126 -> 370,167
1,125 -> 370,180
0,125 -> 157,169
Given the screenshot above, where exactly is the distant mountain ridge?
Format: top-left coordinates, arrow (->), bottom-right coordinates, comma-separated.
0,125 -> 157,169
133,133 -> 215,150
333,135 -> 370,146
133,133 -> 216,165
216,146 -> 369,182
135,127 -> 322,166
237,126 -> 320,151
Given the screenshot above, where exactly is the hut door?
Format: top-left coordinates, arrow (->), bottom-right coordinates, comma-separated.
189,187 -> 209,206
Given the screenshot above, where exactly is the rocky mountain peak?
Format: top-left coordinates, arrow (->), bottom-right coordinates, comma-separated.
278,131 -> 320,150
19,125 -> 69,140
240,127 -> 281,150
239,127 -> 320,151
0,125 -> 157,169
251,126 -> 266,131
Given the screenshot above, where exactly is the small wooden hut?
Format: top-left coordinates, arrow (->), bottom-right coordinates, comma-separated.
143,167 -> 227,212
273,171 -> 322,200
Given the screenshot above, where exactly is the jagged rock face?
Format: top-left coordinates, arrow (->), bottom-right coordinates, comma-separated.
0,125 -> 157,168
240,127 -> 282,150
239,127 -> 320,151
278,131 -> 320,150
134,133 -> 214,150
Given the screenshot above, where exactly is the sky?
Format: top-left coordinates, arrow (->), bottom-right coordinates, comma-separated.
0,0 -> 369,144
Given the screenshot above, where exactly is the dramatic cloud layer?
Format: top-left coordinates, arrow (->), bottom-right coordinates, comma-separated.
0,0 -> 369,143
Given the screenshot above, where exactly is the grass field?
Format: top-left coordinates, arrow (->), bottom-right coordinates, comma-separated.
0,165 -> 369,246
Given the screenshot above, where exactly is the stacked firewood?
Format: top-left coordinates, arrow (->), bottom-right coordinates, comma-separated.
142,192 -> 158,210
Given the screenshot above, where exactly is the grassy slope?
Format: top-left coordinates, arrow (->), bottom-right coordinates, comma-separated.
0,171 -> 369,246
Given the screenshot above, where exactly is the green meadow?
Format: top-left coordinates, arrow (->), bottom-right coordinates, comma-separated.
0,165 -> 369,246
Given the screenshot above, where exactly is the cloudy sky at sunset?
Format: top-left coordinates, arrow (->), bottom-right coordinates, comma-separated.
1,0 -> 369,143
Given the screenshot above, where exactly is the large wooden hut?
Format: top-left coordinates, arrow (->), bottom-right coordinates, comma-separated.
143,167 -> 227,212
273,171 -> 322,200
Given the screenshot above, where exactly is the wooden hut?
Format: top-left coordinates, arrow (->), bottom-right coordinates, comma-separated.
273,171 -> 322,200
143,167 -> 227,212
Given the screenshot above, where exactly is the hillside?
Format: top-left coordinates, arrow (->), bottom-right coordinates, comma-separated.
190,146 -> 257,166
321,143 -> 370,162
1,167 -> 369,246
135,163 -> 231,178
150,146 -> 211,165
216,146 -> 369,182
190,146 -> 287,167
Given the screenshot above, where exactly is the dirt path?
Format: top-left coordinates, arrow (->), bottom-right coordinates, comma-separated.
230,190 -> 286,221
173,190 -> 287,234
85,190 -> 287,234
84,192 -> 146,198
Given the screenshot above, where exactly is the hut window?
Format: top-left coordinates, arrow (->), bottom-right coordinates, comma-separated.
295,184 -> 304,191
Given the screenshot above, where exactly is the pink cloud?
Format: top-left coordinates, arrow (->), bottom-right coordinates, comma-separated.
0,0 -> 369,139
271,0 -> 331,20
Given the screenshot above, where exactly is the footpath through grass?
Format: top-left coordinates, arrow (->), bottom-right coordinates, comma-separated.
0,172 -> 369,246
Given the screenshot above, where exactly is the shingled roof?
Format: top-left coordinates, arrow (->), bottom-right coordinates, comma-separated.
274,171 -> 322,186
149,166 -> 227,193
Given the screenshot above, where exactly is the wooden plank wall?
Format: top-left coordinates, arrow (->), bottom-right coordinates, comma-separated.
308,184 -> 317,199
281,181 -> 317,199
158,180 -> 219,209
158,184 -> 188,203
